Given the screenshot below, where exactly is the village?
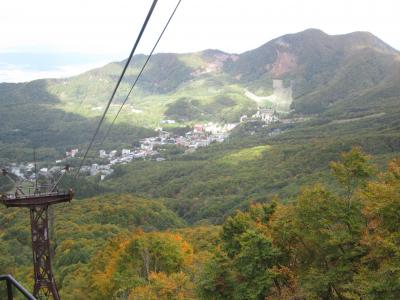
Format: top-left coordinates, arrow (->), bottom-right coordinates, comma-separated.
69,121 -> 237,180
5,107 -> 285,181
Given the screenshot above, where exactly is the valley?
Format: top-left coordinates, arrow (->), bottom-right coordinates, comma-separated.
1,28 -> 400,299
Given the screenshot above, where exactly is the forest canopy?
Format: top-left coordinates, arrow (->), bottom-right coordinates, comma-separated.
2,148 -> 396,299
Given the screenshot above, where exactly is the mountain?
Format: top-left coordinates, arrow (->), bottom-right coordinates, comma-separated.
1,28 -> 399,179
1,29 -> 400,299
2,29 -> 399,123
224,28 -> 400,113
55,29 -> 399,223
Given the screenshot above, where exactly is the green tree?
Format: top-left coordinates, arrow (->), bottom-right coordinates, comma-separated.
289,185 -> 365,299
198,251 -> 235,300
330,146 -> 375,201
200,203 -> 282,300
355,159 -> 400,299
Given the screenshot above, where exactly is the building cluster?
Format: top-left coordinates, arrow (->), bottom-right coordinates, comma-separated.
79,163 -> 113,180
73,122 -> 237,179
66,148 -> 79,158
5,162 -> 64,181
174,123 -> 234,149
3,122 -> 237,183
5,109 -> 290,182
98,146 -> 158,165
240,107 -> 280,124
7,163 -> 35,180
98,122 -> 235,162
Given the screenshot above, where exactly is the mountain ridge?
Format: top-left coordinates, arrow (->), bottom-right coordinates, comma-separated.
0,28 -> 399,163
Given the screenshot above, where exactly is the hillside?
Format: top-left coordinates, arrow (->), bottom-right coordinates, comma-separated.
2,151 -> 400,299
0,195 -> 186,293
1,30 -> 399,163
88,29 -> 400,123
225,29 -> 400,113
1,28 -> 399,205
1,28 -> 400,299
1,29 -> 400,218
48,29 -> 400,118
84,111 -> 398,224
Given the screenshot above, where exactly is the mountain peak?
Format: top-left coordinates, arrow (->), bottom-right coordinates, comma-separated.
341,31 -> 398,54
297,28 -> 327,35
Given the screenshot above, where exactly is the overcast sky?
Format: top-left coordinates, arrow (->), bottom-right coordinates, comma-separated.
0,0 -> 399,82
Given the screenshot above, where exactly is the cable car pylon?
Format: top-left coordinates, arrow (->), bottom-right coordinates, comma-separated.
1,167 -> 73,300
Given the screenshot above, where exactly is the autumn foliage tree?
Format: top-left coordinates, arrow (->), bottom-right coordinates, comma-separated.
355,158 -> 400,299
86,231 -> 194,299
200,148 -> 400,300
43,148 -> 400,300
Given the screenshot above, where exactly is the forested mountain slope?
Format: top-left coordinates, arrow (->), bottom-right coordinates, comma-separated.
1,29 -> 400,299
2,150 -> 400,299
1,29 -> 399,163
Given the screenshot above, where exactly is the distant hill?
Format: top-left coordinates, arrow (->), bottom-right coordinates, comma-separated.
2,29 -> 400,300
0,29 -> 399,162
224,28 -> 400,114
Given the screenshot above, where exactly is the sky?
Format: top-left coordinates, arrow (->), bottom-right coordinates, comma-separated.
0,0 -> 399,82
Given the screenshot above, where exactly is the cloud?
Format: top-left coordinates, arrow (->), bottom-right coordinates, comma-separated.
0,0 -> 398,82
0,61 -> 109,83
0,0 -> 399,56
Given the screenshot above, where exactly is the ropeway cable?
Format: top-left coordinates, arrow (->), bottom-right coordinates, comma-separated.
74,0 -> 159,177
99,0 -> 183,147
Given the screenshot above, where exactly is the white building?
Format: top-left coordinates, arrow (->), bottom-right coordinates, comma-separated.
90,164 -> 99,176
240,115 -> 248,123
109,150 -> 117,158
161,119 -> 176,124
99,150 -> 107,158
204,122 -> 223,134
196,139 -> 211,148
141,143 -> 153,151
39,168 -> 48,174
121,149 -> 131,156
26,163 -> 35,172
252,108 -> 279,124
66,148 -> 79,158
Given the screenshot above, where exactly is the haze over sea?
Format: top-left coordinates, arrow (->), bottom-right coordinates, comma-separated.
0,52 -> 112,83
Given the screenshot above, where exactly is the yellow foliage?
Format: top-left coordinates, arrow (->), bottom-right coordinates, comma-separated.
88,234 -> 131,299
129,271 -> 195,300
219,145 -> 271,165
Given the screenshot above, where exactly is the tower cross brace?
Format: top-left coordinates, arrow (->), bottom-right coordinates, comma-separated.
31,205 -> 59,300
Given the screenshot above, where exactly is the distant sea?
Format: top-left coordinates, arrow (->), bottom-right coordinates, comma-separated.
0,52 -> 114,83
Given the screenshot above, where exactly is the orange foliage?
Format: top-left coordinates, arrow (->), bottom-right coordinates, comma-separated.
129,271 -> 195,300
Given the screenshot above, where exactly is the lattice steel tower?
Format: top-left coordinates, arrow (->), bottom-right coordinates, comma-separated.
1,168 -> 73,300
